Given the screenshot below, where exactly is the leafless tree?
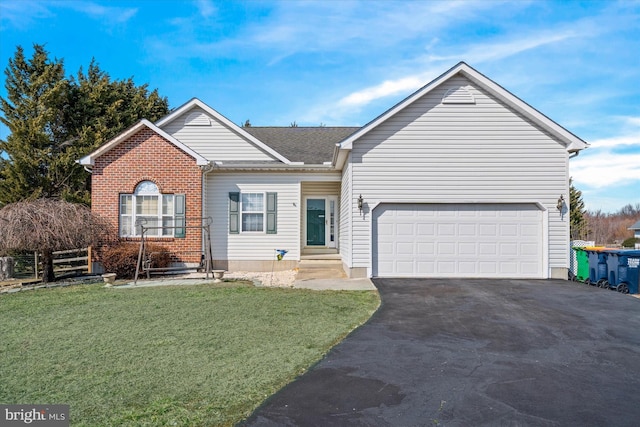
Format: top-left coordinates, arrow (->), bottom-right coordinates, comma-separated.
0,199 -> 113,282
585,203 -> 640,245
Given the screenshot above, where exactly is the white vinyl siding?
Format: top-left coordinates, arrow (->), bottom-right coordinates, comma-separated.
340,159 -> 353,267
348,76 -> 569,277
208,172 -> 340,261
162,107 -> 277,162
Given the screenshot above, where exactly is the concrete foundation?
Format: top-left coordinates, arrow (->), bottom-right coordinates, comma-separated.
344,263 -> 368,279
213,260 -> 298,272
550,267 -> 569,280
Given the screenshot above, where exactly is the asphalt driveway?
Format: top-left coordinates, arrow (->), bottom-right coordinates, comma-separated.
241,279 -> 640,426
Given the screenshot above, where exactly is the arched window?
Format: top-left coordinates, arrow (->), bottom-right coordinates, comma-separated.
119,181 -> 185,237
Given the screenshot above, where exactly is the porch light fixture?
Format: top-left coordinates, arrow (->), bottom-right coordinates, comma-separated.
357,194 -> 364,212
557,195 -> 567,220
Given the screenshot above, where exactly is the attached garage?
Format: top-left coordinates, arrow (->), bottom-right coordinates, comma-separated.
372,203 -> 544,278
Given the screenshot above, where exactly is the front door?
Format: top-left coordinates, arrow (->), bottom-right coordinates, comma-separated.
306,197 -> 337,247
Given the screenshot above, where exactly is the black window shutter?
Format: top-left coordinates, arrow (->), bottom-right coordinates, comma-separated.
229,192 -> 239,234
174,194 -> 186,238
266,192 -> 277,234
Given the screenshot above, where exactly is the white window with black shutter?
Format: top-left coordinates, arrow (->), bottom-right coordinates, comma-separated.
229,192 -> 277,234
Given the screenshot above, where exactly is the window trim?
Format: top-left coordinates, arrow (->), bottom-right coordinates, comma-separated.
240,192 -> 266,233
229,191 -> 277,235
119,181 -> 185,238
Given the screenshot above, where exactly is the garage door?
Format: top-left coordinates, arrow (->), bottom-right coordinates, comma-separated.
372,203 -> 543,278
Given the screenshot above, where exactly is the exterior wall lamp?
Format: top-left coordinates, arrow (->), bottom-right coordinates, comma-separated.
557,195 -> 567,220
357,194 -> 364,212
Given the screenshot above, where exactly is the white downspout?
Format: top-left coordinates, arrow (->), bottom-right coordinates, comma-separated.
201,162 -> 215,260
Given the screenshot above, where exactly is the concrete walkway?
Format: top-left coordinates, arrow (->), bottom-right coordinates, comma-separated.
293,258 -> 376,290
115,260 -> 377,291
293,277 -> 376,291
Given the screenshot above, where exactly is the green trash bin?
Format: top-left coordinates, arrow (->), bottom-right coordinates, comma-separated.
572,247 -> 590,282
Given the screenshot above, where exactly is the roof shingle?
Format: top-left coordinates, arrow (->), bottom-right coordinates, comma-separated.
244,127 -> 359,164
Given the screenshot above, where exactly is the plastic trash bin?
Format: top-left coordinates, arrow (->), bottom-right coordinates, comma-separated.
603,249 -> 625,290
572,247 -> 590,282
583,247 -> 611,287
612,250 -> 640,294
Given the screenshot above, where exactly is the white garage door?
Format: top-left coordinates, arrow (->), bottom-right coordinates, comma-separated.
372,203 -> 543,278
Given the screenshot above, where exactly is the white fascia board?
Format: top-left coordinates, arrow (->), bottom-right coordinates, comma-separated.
340,62 -> 588,153
155,98 -> 292,164
78,119 -> 209,166
334,148 -> 350,170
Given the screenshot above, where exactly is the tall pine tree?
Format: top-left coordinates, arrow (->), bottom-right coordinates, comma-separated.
0,44 -> 170,205
0,45 -> 69,203
569,178 -> 588,240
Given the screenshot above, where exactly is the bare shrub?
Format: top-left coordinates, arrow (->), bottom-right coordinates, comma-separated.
0,199 -> 114,282
101,242 -> 171,280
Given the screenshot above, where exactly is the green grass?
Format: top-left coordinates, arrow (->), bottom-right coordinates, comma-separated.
0,283 -> 380,426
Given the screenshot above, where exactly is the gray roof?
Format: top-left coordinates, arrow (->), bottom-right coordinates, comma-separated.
244,127 -> 359,164
629,220 -> 640,230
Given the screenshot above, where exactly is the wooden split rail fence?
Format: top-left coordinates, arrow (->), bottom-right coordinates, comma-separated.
0,247 -> 92,282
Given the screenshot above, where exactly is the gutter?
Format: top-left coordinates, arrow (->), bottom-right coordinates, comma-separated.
331,143 -> 340,166
211,162 -> 336,172
75,159 -> 93,174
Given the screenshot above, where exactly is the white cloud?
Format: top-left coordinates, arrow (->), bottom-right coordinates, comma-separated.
621,116 -> 640,127
0,0 -> 53,29
571,150 -> 640,188
588,135 -> 640,149
195,0 -> 216,19
573,120 -> 640,191
61,1 -> 138,23
335,28 -> 580,109
430,31 -> 578,64
147,0 -> 519,65
338,74 -> 433,107
0,0 -> 137,30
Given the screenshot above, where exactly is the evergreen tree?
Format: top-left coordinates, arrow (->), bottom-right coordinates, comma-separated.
569,178 -> 588,240
0,44 -> 170,205
0,45 -> 69,203
63,60 -> 169,203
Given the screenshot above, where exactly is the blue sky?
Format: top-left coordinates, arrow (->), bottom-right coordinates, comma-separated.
1,0 -> 638,213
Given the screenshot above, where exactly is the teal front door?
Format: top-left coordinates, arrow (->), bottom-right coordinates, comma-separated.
306,199 -> 326,246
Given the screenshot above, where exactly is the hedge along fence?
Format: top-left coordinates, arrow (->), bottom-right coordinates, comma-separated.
0,247 -> 92,282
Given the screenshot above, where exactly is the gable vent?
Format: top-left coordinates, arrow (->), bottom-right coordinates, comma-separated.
184,111 -> 211,126
442,87 -> 475,104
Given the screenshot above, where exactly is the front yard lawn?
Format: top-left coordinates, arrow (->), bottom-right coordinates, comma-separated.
0,283 -> 379,426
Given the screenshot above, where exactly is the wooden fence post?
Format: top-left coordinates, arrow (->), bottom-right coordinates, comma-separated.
87,246 -> 93,274
34,251 -> 39,280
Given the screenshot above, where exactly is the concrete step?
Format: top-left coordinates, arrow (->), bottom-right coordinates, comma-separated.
299,259 -> 342,267
302,248 -> 338,256
296,268 -> 346,280
296,259 -> 346,280
300,253 -> 342,261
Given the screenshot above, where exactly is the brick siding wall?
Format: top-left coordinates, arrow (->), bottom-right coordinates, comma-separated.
92,127 -> 203,263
